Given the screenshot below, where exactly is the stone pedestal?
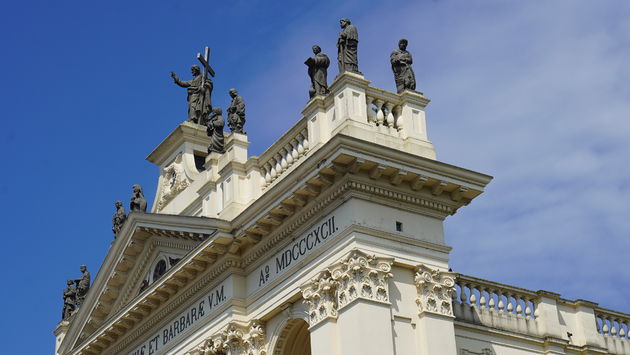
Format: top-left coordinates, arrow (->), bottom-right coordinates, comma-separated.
54,320 -> 70,355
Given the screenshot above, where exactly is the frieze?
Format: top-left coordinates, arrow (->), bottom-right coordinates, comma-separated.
249,215 -> 340,292
128,282 -> 229,355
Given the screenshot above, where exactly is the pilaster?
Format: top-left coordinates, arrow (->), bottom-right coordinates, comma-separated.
414,264 -> 458,355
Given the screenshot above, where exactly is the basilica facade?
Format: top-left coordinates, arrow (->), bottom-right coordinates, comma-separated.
54,71 -> 630,355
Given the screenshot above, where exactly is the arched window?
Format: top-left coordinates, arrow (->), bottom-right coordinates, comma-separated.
152,259 -> 167,282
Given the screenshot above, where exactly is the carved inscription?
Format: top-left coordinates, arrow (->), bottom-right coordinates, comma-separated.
252,215 -> 339,290
129,283 -> 229,355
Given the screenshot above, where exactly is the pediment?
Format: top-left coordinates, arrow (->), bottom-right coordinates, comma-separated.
60,212 -> 232,354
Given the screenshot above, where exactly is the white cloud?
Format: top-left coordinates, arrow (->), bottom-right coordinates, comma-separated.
241,0 -> 630,311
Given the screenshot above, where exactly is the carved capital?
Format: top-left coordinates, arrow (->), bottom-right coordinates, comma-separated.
301,270 -> 338,327
188,321 -> 266,355
414,264 -> 456,317
330,250 -> 393,310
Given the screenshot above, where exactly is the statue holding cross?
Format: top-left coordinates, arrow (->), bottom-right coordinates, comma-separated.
171,47 -> 215,125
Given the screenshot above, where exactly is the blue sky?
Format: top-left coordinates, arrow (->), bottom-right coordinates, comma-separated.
1,0 -> 629,353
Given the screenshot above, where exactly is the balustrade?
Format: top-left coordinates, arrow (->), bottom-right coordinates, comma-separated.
259,125 -> 309,189
596,308 -> 630,341
454,274 -> 539,337
365,88 -> 402,132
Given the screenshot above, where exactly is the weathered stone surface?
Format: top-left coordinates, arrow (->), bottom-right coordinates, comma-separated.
305,45 -> 330,98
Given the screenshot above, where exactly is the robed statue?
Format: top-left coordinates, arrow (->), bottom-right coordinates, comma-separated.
74,265 -> 91,307
62,279 -> 77,320
130,184 -> 147,213
305,45 -> 330,98
171,65 -> 213,125
207,107 -> 225,154
390,39 -> 416,93
227,89 -> 246,134
337,18 -> 359,74
112,200 -> 127,238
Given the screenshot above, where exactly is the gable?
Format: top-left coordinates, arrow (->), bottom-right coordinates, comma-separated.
59,212 -> 231,354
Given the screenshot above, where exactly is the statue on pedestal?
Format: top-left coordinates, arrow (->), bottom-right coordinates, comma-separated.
207,107 -> 225,154
130,184 -> 147,212
337,18 -> 359,74
171,65 -> 213,125
305,45 -> 330,98
390,39 -> 416,93
74,265 -> 91,307
112,200 -> 127,238
62,279 -> 77,320
227,89 -> 246,134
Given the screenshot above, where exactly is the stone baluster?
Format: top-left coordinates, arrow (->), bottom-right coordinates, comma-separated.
270,157 -> 278,180
385,102 -> 395,128
285,144 -> 294,166
459,282 -> 468,305
264,162 -> 272,186
300,129 -> 309,152
479,287 -> 487,309
515,296 -> 524,316
469,284 -> 477,306
290,138 -> 299,161
296,133 -> 305,157
279,149 -> 288,170
488,289 -> 496,310
497,291 -> 505,313
602,317 -> 610,335
506,294 -> 514,314
393,105 -> 403,132
375,100 -> 384,126
366,96 -> 376,124
620,320 -> 628,339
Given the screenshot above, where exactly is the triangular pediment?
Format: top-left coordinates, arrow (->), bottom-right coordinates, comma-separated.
60,212 -> 232,354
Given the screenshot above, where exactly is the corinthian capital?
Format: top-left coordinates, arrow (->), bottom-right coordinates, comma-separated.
414,264 -> 456,317
187,321 -> 266,355
301,270 -> 338,327
329,250 -> 393,310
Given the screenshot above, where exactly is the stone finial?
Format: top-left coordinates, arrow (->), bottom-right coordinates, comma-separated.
414,264 -> 456,317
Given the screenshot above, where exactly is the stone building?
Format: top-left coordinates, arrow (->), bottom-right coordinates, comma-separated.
54,71 -> 630,355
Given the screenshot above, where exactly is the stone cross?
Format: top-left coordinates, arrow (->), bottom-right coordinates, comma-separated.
197,47 -> 215,122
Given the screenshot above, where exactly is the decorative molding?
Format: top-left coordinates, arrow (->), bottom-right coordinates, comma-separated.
157,153 -> 191,211
301,270 -> 338,327
329,250 -> 393,309
188,321 -> 266,355
461,348 -> 494,355
414,264 -> 456,318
